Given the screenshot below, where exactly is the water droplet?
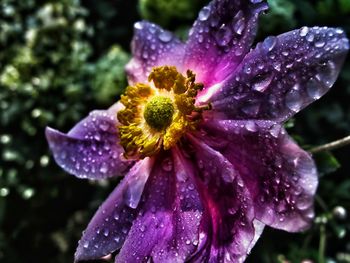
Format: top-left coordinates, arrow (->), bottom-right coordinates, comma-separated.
269,124 -> 280,138
140,225 -> 147,232
83,241 -> 89,249
113,211 -> 120,221
315,40 -> 325,48
197,34 -> 204,43
198,6 -> 211,21
215,26 -> 233,47
306,33 -> 314,42
243,64 -> 252,74
188,183 -> 195,190
100,163 -> 108,174
306,78 -> 322,99
316,61 -> 337,88
99,123 -> 109,131
262,36 -> 277,52
158,31 -> 172,43
285,89 -> 302,112
335,28 -> 344,34
233,19 -> 245,35
134,22 -> 143,30
241,101 -> 260,116
161,158 -> 173,172
103,229 -> 109,237
245,121 -> 257,132
142,51 -> 149,59
185,240 -> 191,245
299,26 -> 309,37
251,73 -> 273,92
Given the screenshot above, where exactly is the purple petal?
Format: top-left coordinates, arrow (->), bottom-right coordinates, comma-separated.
75,159 -> 153,262
186,135 -> 255,262
209,27 -> 349,121
115,151 -> 203,263
46,103 -> 132,179
183,0 -> 268,87
126,21 -> 185,84
200,119 -> 318,232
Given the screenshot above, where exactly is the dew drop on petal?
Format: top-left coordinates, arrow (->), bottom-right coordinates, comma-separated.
285,89 -> 302,112
215,26 -> 233,47
158,31 -> 172,43
161,158 -> 173,172
245,121 -> 257,132
99,123 -> 109,131
262,36 -> 277,52
140,225 -> 147,232
306,78 -> 323,99
306,33 -> 314,42
241,102 -> 260,116
316,61 -> 337,88
315,40 -> 325,48
233,19 -> 245,35
299,26 -> 309,37
251,73 -> 274,92
198,6 -> 211,21
113,211 -> 120,221
273,61 -> 281,72
99,162 -> 108,174
134,22 -> 143,30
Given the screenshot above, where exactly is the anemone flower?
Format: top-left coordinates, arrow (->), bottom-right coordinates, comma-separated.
46,0 -> 349,262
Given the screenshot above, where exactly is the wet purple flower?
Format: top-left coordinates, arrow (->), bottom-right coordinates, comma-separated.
46,0 -> 349,262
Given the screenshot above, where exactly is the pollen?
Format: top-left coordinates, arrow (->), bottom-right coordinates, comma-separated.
117,66 -> 208,159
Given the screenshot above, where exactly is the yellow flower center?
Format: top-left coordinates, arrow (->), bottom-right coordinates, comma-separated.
117,66 -> 210,159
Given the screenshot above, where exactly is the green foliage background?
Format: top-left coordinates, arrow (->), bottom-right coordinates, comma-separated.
0,0 -> 349,262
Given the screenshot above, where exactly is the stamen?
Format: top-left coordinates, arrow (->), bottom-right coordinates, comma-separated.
117,66 -> 210,159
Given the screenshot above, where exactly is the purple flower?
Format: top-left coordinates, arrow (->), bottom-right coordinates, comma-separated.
46,0 -> 349,262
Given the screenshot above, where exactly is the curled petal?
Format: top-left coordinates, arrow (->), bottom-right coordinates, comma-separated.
46,103 -> 132,179
184,0 -> 268,87
200,120 -> 318,232
247,220 -> 265,254
116,152 -> 203,263
126,21 -> 185,84
75,159 -> 153,262
210,27 -> 349,121
186,135 -> 255,262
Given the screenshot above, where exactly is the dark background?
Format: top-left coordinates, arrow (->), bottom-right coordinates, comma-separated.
0,0 -> 349,262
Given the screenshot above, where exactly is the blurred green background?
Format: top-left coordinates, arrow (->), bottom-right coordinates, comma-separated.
0,0 -> 349,262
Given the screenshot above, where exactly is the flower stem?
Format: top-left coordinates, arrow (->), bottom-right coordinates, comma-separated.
309,135 -> 350,154
319,224 -> 326,263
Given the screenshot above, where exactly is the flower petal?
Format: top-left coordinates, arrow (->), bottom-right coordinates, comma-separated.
200,120 -> 318,232
186,135 -> 255,262
183,0 -> 268,87
126,21 -> 185,84
46,103 -> 132,179
209,27 -> 349,121
75,159 -> 153,262
115,152 -> 203,263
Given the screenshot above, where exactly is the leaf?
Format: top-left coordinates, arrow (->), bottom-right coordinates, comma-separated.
314,151 -> 341,177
